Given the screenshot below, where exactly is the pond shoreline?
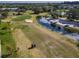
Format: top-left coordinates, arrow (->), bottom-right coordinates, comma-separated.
37,17 -> 79,41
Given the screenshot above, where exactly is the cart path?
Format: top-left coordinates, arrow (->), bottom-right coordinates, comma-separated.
12,29 -> 46,58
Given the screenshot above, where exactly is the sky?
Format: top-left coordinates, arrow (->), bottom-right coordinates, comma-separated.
0,1 -> 65,3
0,0 -> 79,2
0,0 -> 79,3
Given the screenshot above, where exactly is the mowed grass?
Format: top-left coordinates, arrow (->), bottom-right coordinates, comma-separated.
1,32 -> 17,58
11,12 -> 79,57
0,23 -> 17,58
20,25 -> 52,57
20,24 -> 79,57
12,15 -> 32,21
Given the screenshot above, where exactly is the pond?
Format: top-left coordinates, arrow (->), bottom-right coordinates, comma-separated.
37,17 -> 79,41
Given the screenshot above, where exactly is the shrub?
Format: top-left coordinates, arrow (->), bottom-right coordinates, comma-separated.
50,22 -> 57,27
36,15 -> 41,19
0,23 -> 10,35
64,26 -> 79,33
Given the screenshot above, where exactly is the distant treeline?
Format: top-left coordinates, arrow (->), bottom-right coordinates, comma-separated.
63,1 -> 79,4
0,1 -> 79,5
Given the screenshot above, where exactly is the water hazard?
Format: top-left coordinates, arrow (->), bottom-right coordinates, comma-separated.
37,17 -> 79,41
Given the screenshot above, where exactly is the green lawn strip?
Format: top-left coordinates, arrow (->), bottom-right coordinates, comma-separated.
12,15 -> 32,21
1,33 -> 17,57
0,23 -> 17,58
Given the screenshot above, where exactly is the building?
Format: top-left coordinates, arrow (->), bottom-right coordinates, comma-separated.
0,8 -> 18,11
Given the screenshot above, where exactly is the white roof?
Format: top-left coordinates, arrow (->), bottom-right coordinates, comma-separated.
57,22 -> 67,26
68,24 -> 74,27
49,20 -> 59,23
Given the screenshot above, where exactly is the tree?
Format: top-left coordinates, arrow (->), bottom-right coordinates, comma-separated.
50,12 -> 59,19
67,9 -> 79,20
33,7 -> 44,14
53,4 -> 59,11
36,15 -> 41,19
1,12 -> 8,19
50,22 -> 57,27
42,6 -> 51,12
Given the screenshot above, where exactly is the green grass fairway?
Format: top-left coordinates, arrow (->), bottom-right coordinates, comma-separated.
1,11 -> 79,58
10,13 -> 79,57
20,23 -> 79,58
12,15 -> 32,21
